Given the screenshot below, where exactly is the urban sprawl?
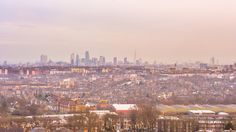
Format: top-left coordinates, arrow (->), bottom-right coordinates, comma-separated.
0,52 -> 236,132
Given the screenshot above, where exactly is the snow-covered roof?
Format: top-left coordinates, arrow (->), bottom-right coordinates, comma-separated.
89,110 -> 117,116
112,104 -> 137,111
218,112 -> 229,116
189,110 -> 215,114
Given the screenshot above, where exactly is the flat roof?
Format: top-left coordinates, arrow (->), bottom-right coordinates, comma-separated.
189,110 -> 215,114
112,104 -> 137,111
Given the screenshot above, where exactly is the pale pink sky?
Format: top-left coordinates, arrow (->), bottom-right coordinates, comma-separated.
0,0 -> 236,64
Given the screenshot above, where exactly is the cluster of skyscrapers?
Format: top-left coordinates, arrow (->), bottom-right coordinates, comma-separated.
69,51 -> 129,66
37,51 -> 142,66
32,53 -> 219,67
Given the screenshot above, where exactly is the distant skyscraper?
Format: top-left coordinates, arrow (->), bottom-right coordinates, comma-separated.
92,57 -> 98,65
136,60 -> 140,65
124,57 -> 128,65
81,58 -> 85,66
85,51 -> 90,65
70,53 -> 75,65
99,56 -> 106,65
40,55 -> 48,64
153,60 -> 157,65
85,51 -> 90,60
210,57 -> 215,65
200,63 -> 208,69
136,58 -> 142,65
76,54 -> 80,66
113,57 -> 118,65
3,61 -> 7,66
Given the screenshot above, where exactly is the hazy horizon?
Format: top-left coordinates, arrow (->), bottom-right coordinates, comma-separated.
0,0 -> 236,64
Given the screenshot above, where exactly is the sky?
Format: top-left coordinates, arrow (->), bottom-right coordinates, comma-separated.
0,0 -> 236,64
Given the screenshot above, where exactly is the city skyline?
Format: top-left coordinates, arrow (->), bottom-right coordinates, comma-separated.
0,51 -> 223,66
0,50 -> 230,65
0,0 -> 236,64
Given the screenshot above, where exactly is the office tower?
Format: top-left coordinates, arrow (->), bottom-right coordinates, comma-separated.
144,61 -> 149,65
70,53 -> 75,65
99,56 -> 106,65
200,63 -> 208,69
113,57 -> 118,65
76,54 -> 80,66
81,58 -> 85,66
92,57 -> 98,65
124,57 -> 128,65
136,60 -> 140,65
118,60 -> 123,65
84,51 -> 90,65
3,61 -> 7,66
153,61 -> 157,65
210,57 -> 215,65
136,58 -> 142,65
99,56 -> 103,65
103,57 -> 106,65
85,50 -> 90,60
40,54 -> 48,64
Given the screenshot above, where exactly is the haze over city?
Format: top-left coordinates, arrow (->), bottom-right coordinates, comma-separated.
0,0 -> 236,64
2,0 -> 236,132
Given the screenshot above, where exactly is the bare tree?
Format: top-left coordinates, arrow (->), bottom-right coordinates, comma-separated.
103,113 -> 119,132
67,114 -> 86,131
130,109 -> 138,131
86,112 -> 102,132
136,104 -> 160,131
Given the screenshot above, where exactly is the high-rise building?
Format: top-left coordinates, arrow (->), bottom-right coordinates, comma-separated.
70,53 -> 75,65
99,56 -> 106,65
3,61 -> 7,66
81,58 -> 85,66
76,54 -> 80,66
92,57 -> 98,65
40,55 -> 48,64
153,61 -> 157,65
85,51 -> 90,60
124,57 -> 128,65
85,51 -> 90,65
136,58 -> 142,65
113,57 -> 118,65
210,57 -> 215,65
134,50 -> 137,64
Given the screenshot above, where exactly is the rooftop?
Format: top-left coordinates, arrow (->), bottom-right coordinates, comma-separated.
112,104 -> 137,111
